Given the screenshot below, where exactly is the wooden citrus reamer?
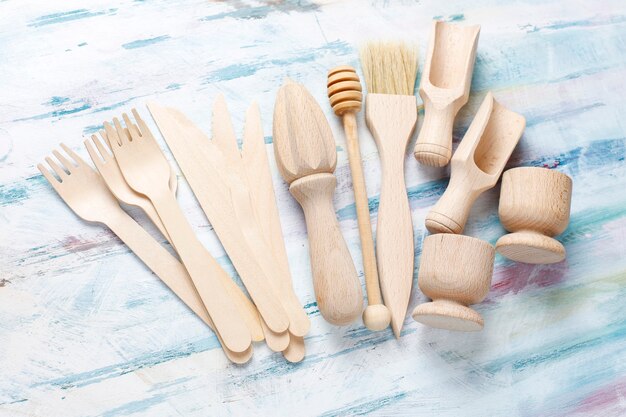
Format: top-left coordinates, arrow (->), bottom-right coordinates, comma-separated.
327,65 -> 391,331
425,92 -> 526,235
273,79 -> 363,326
414,21 -> 480,167
360,42 -> 418,337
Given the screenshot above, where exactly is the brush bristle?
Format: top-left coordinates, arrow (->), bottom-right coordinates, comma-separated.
359,41 -> 418,96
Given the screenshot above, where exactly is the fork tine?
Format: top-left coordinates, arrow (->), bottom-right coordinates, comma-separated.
113,117 -> 128,144
60,143 -> 88,167
123,113 -> 141,140
52,150 -> 76,173
104,122 -> 121,147
84,138 -> 104,169
92,133 -> 112,160
38,163 -> 62,192
131,108 -> 150,138
45,156 -> 68,178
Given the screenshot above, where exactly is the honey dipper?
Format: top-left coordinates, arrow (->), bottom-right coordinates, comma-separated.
273,78 -> 363,326
327,66 -> 391,331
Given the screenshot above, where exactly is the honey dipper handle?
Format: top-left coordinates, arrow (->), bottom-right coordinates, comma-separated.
342,113 -> 382,306
290,173 -> 363,326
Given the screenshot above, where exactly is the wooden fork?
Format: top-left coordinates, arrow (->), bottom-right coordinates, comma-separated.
37,145 -> 261,363
85,131 -> 172,242
106,109 -> 286,351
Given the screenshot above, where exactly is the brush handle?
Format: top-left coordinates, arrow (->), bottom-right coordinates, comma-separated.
289,173 -> 362,326
365,93 -> 417,337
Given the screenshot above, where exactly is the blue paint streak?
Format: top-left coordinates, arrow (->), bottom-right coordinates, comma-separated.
204,40 -> 351,83
166,83 -> 182,90
200,1 -> 318,22
32,338 -> 222,391
28,8 -> 116,27
433,13 -> 465,22
12,103 -> 91,122
83,124 -> 103,135
45,96 -> 70,106
122,35 -> 171,50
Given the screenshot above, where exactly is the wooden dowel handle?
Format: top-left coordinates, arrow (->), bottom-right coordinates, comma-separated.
425,175 -> 479,234
289,173 -> 363,326
413,103 -> 455,167
342,112 -> 382,305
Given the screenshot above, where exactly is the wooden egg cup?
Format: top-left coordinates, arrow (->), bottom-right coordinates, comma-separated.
413,234 -> 495,332
496,167 -> 573,264
412,234 -> 495,331
425,92 -> 525,235
414,21 -> 480,167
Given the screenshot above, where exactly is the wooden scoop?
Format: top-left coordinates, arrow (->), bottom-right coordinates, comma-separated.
425,92 -> 525,234
414,21 -> 480,167
273,79 -> 363,326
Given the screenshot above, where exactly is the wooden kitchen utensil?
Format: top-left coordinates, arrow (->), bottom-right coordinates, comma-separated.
105,111 -> 253,353
38,145 -> 260,363
360,41 -> 418,337
414,21 -> 480,167
496,167 -> 573,264
327,65 -> 390,332
412,234 -> 495,331
240,102 -> 308,362
425,92 -> 525,235
85,132 -> 171,242
146,103 -> 291,340
273,79 -> 363,326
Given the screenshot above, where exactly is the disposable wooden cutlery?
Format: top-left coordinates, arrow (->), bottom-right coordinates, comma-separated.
327,65 -> 390,332
84,131 -> 172,242
105,110 -> 254,353
147,102 -> 306,349
37,145 -> 261,363
273,79 -> 363,326
414,21 -> 480,167
425,92 -> 525,234
360,42 -> 418,337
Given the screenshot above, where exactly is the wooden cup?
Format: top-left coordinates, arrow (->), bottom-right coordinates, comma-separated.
412,234 -> 495,331
496,167 -> 573,264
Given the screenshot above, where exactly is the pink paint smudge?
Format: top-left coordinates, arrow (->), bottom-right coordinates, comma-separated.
490,260 -> 569,296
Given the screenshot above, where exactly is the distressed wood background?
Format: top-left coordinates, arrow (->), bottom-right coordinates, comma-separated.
1,1 -> 626,416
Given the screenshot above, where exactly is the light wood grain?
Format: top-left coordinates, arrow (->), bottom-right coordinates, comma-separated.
496,167 -> 573,264
105,111 -> 252,353
147,102 -> 292,336
412,234 -> 494,332
414,21 -> 480,167
37,146 -> 255,363
240,102 -> 309,360
327,66 -> 390,331
273,80 -> 362,326
364,93 -> 417,338
425,92 -> 526,235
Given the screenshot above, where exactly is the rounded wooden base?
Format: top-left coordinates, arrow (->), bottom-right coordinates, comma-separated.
425,211 -> 463,234
414,144 -> 451,167
496,231 -> 565,264
362,304 -> 392,331
412,300 -> 484,332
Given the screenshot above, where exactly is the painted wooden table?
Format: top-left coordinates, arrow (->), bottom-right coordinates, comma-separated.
1,1 -> 626,416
